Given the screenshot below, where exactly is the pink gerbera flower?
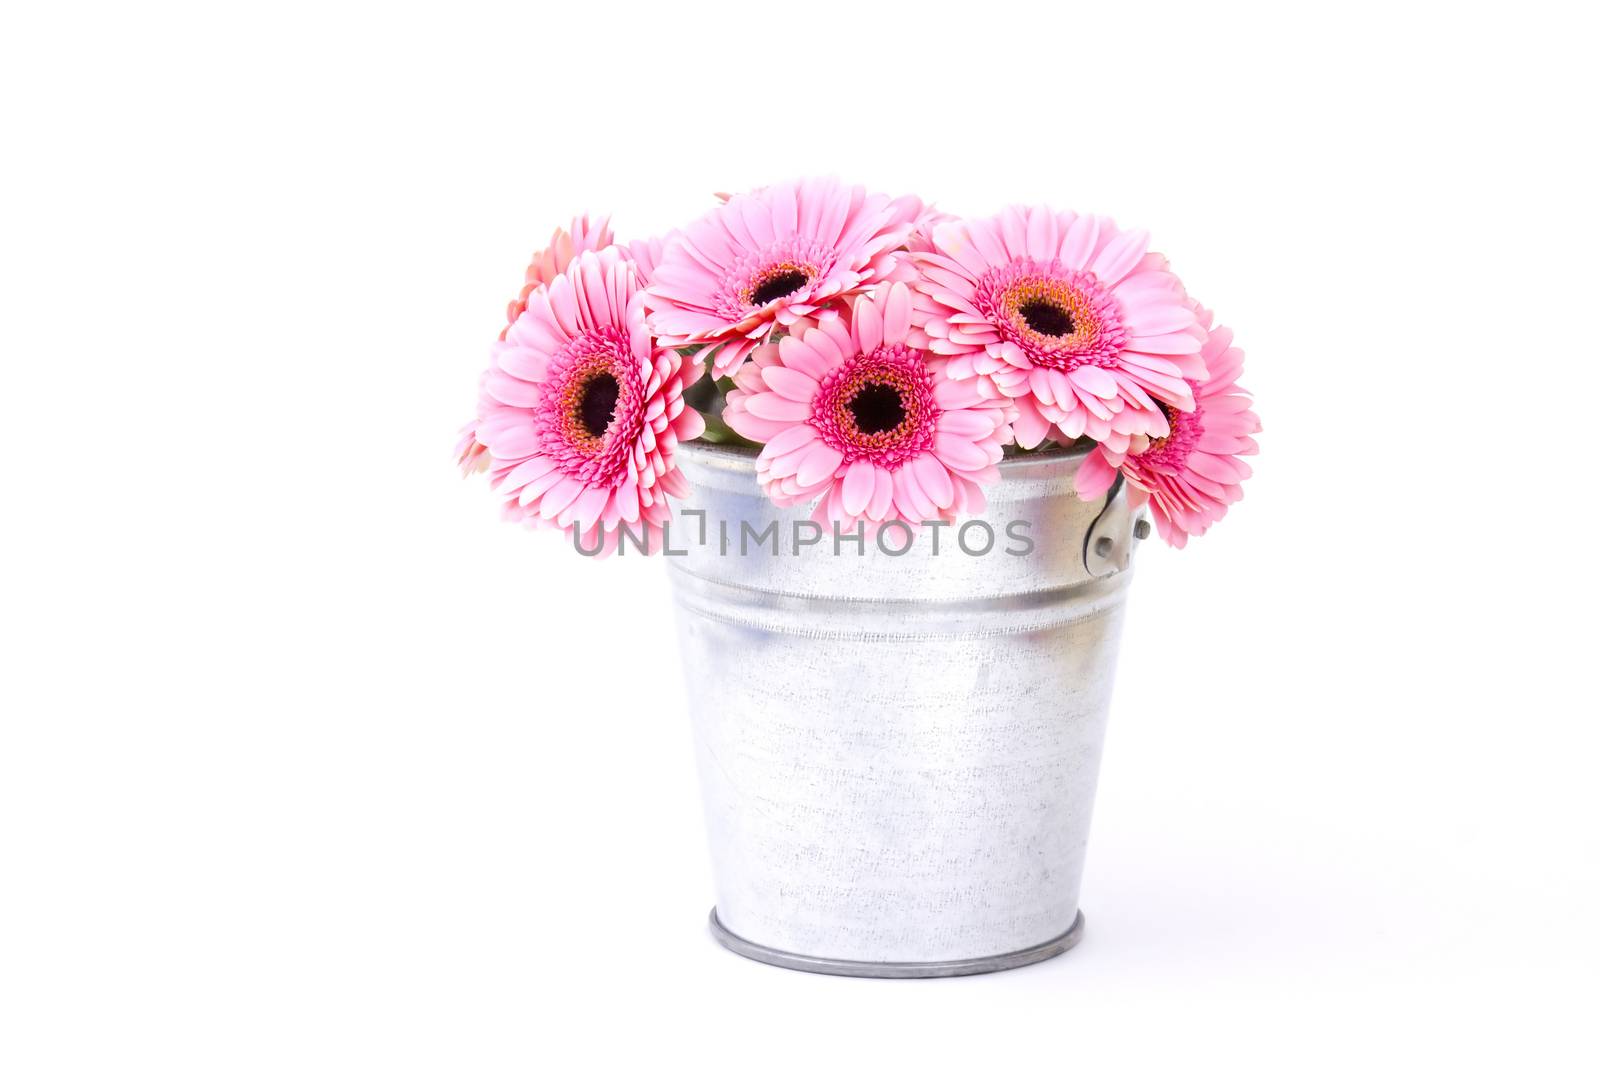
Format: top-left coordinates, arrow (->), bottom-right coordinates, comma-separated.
473,247 -> 705,554
499,215 -> 614,342
457,219 -> 668,477
1074,308 -> 1260,547
913,206 -> 1206,455
723,283 -> 1011,529
644,178 -> 921,378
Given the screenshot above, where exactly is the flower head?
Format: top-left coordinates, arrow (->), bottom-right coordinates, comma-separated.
1074,308 -> 1259,547
499,215 -> 614,341
644,178 -> 922,378
458,219 -> 668,477
913,206 -> 1205,455
472,247 -> 705,554
723,283 -> 1011,529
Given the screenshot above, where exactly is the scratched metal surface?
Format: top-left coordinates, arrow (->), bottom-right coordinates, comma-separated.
669,443 -> 1137,966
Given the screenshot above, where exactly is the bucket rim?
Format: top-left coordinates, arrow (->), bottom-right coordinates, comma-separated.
678,439 -> 1093,479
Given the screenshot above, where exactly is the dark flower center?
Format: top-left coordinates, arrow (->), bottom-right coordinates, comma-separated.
1019,299 -> 1074,337
578,373 -> 620,438
749,269 -> 808,306
1144,400 -> 1184,455
849,382 -> 905,434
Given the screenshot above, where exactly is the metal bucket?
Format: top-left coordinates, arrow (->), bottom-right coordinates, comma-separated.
667,442 -> 1142,978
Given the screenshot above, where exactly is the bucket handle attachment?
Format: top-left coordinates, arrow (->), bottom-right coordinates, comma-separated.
1082,475 -> 1150,577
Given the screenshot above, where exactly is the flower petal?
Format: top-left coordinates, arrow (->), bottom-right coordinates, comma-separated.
841,460 -> 876,514
794,445 -> 843,488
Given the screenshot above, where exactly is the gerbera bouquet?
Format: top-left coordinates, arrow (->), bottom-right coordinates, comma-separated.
457,178 -> 1259,553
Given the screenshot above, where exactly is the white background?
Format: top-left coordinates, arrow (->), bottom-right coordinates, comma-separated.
4,1 -> 1597,1063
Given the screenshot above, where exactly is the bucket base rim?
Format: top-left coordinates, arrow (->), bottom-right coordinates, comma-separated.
707,908 -> 1085,979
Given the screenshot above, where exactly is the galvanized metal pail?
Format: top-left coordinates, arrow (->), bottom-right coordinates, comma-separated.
667,442 -> 1142,978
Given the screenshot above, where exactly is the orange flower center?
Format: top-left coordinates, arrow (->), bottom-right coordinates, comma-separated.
1017,299 -> 1073,337
746,264 -> 812,306
848,382 -> 906,434
561,369 -> 620,451
1005,280 -> 1095,345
